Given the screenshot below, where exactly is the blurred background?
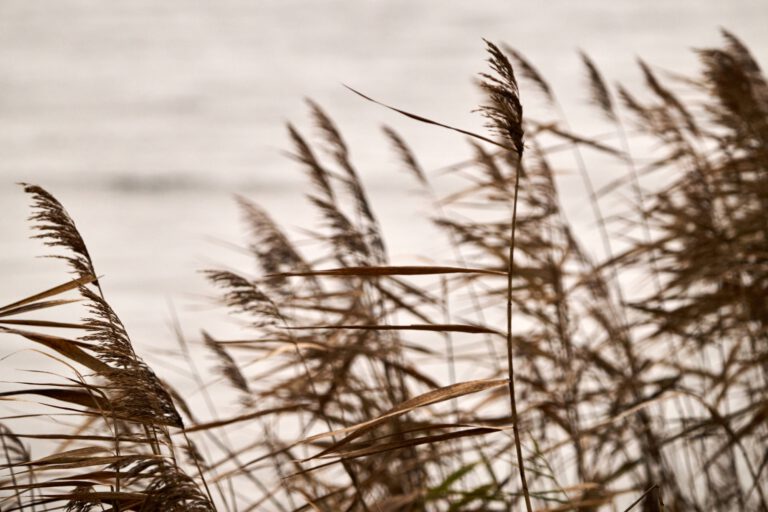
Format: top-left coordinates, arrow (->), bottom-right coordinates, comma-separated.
1,0 -> 767,353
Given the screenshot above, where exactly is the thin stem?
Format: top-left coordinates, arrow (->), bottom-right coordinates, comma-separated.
507,160 -> 532,512
623,484 -> 659,511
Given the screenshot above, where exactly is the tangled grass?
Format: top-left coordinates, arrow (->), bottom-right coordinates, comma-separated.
1,30 -> 767,511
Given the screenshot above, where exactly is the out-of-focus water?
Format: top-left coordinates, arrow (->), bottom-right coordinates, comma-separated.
1,0 -> 767,369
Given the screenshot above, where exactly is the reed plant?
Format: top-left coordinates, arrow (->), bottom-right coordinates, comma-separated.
1,30 -> 766,511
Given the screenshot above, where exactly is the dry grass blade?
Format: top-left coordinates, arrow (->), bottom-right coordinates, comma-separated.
0,318 -> 86,330
288,323 -> 502,335
185,404 -> 310,433
304,378 -> 508,458
622,484 -> 659,511
345,84 -> 516,152
0,388 -> 110,410
0,299 -> 80,319
271,265 -> 506,278
317,427 -> 501,462
533,122 -> 624,157
0,327 -> 108,373
22,446 -> 111,467
0,275 -> 94,316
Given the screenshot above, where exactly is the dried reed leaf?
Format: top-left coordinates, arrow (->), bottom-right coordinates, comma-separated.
321,427 -> 501,461
0,388 -> 109,410
0,275 -> 94,316
272,265 -> 506,278
0,327 -> 107,373
288,323 -> 502,335
345,85 -> 516,152
304,378 -> 507,459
